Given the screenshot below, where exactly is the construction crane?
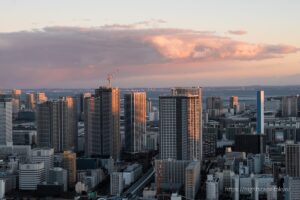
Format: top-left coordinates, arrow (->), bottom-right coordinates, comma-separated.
106,69 -> 119,87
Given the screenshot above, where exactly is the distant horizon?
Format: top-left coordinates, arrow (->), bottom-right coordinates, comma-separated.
3,84 -> 300,91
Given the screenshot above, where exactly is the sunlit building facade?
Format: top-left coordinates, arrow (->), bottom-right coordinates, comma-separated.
159,94 -> 201,161
84,87 -> 120,160
37,96 -> 78,152
124,92 -> 146,153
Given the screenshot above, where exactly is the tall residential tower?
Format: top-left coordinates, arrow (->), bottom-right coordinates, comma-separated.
159,87 -> 202,161
84,87 -> 121,160
37,96 -> 78,152
124,92 -> 146,153
256,90 -> 264,134
0,95 -> 12,146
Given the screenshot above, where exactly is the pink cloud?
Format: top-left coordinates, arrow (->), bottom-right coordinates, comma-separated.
0,25 -> 298,88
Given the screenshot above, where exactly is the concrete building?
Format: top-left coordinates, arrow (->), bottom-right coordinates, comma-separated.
0,179 -> 5,199
0,145 -> 31,163
12,89 -> 21,119
31,148 -> 54,181
63,151 -> 76,188
257,90 -> 264,134
77,168 -> 105,190
19,162 -> 45,190
284,176 -> 300,200
282,96 -> 298,117
84,87 -> 120,160
123,163 -> 142,186
206,97 -> 223,119
206,175 -> 219,200
35,92 -> 48,104
26,93 -> 36,110
230,96 -> 239,114
110,172 -> 124,196
285,143 -> 300,177
159,95 -> 201,161
48,167 -> 68,191
37,96 -> 78,152
124,92 -> 146,153
13,129 -> 36,145
143,131 -> 158,151
185,161 -> 201,199
155,159 -> 190,192
0,95 -> 12,146
202,130 -> 217,159
78,92 -> 91,121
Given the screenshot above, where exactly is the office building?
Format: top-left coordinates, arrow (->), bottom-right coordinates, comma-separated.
284,176 -> 300,200
143,131 -> 158,151
84,87 -> 120,160
206,175 -> 219,200
0,95 -> 12,146
206,97 -> 223,118
63,151 -> 76,188
124,92 -> 146,153
286,143 -> 300,177
146,98 -> 152,114
110,172 -> 124,196
37,96 -> 78,152
123,163 -> 143,186
185,161 -> 201,199
229,96 -> 239,114
159,95 -> 201,160
31,148 -> 54,181
0,179 -> 4,199
230,96 -> 239,109
48,167 -> 68,191
202,131 -> 217,159
257,91 -> 264,134
35,92 -> 48,104
282,96 -> 298,117
78,92 -> 91,120
12,89 -> 21,118
19,162 -> 45,190
235,134 -> 265,154
13,129 -> 36,145
155,159 -> 190,192
26,93 -> 35,110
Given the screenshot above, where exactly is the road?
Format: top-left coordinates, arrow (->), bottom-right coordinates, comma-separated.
122,167 -> 155,199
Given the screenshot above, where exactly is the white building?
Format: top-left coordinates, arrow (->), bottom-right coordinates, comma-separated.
206,175 -> 219,200
31,148 -> 54,181
110,172 -> 124,196
19,162 -> 45,190
0,179 -> 5,199
123,163 -> 142,186
0,95 -> 12,146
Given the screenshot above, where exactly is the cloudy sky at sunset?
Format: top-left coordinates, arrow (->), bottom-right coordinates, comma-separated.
1,0 -> 300,88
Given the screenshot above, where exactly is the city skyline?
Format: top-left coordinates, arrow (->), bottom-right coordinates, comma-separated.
1,1 -> 300,88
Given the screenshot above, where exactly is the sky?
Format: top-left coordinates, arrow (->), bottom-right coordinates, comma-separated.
0,0 -> 300,88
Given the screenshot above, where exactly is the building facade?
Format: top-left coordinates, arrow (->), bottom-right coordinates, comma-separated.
0,95 -> 12,146
37,96 -> 78,152
84,87 -> 120,160
124,92 -> 146,153
159,95 -> 201,160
